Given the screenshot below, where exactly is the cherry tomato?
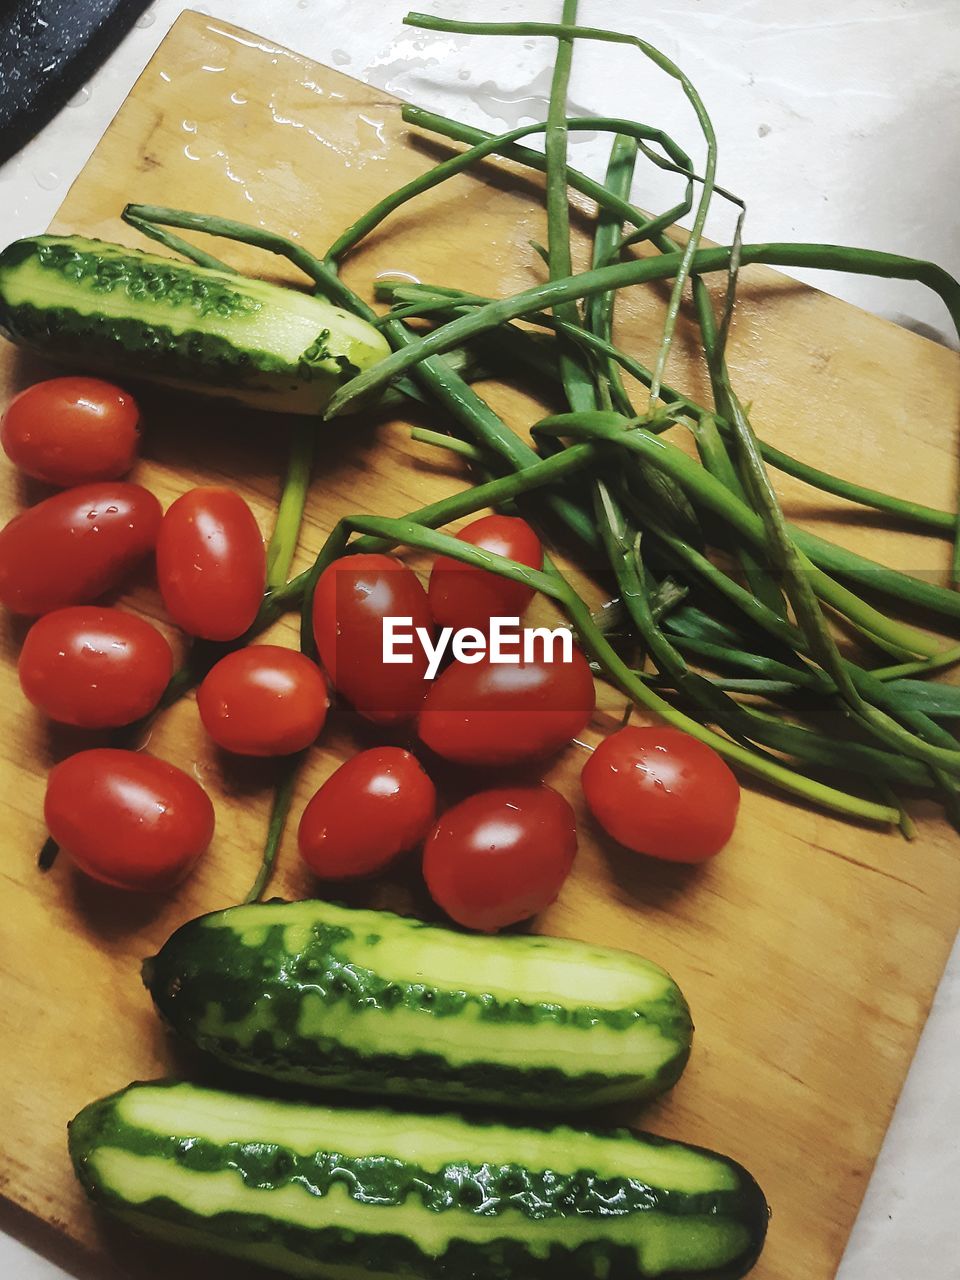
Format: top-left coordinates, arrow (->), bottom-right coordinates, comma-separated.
0,482 -> 161,615
311,553 -> 433,725
19,606 -> 172,728
581,726 -> 740,863
418,645 -> 595,766
423,785 -> 577,932
298,747 -> 436,879
428,514 -> 542,632
156,487 -> 265,641
44,748 -> 215,891
198,645 -> 328,756
1,377 -> 140,486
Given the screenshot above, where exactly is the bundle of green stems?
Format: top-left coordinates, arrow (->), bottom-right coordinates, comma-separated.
116,5 -> 960,891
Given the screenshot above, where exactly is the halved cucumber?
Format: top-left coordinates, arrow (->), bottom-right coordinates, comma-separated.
69,1080 -> 768,1279
143,899 -> 694,1110
0,235 -> 390,413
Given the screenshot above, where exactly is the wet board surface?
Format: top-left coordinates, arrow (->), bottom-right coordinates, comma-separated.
1,11 -> 959,1280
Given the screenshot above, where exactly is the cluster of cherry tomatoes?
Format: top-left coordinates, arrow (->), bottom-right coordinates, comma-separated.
1,376 -> 741,931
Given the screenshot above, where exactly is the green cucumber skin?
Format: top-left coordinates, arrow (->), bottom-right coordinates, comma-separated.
143,900 -> 693,1110
69,1081 -> 768,1280
0,235 -> 390,414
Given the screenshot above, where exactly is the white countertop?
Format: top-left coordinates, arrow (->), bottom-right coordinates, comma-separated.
1,2 -> 958,1276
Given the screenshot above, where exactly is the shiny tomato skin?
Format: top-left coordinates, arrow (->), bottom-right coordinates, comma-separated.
0,482 -> 161,615
44,748 -> 215,891
198,645 -> 329,756
422,785 -> 577,932
581,726 -> 740,863
428,514 -> 542,632
156,487 -> 265,641
19,606 -> 173,728
418,646 -> 595,766
1,377 -> 140,485
311,553 -> 432,725
298,747 -> 436,880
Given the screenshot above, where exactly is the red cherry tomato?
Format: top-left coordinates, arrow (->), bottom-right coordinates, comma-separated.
0,482 -> 161,615
581,726 -> 740,863
156,487 -> 265,641
311,553 -> 433,725
423,785 -> 577,932
418,645 -> 595,766
198,645 -> 328,756
428,514 -> 542,632
1,377 -> 140,486
19,606 -> 172,728
44,748 -> 215,891
298,747 -> 436,879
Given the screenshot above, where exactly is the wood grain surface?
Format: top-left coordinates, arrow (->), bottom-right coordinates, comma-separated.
2,12 -> 959,1280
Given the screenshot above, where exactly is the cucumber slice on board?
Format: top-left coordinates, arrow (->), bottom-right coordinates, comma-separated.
70,1080 -> 769,1280
0,235 -> 390,413
144,898 -> 695,1110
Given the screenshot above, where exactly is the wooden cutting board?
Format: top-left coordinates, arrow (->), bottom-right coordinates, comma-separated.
2,11 -> 959,1279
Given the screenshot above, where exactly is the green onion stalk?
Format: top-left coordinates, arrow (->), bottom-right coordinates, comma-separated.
324,246 -> 960,420
376,280 -> 955,533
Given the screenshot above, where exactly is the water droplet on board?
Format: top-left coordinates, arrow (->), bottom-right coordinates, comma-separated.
230,90 -> 248,106
375,269 -> 421,285
67,85 -> 91,108
358,112 -> 387,151
181,119 -> 198,133
457,69 -> 470,81
34,170 -> 60,190
135,8 -> 156,27
331,49 -> 350,66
